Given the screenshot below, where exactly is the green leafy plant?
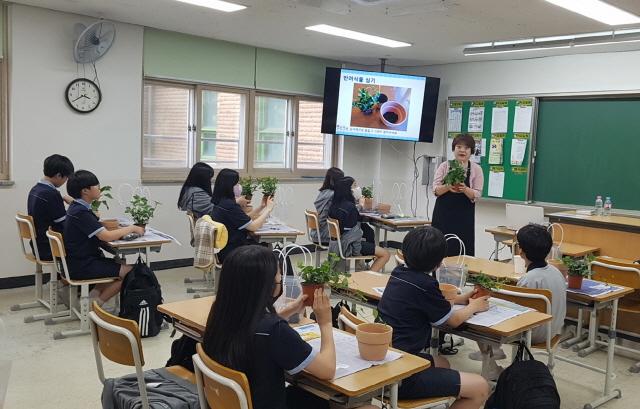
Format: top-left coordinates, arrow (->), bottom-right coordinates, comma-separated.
298,253 -> 350,290
91,185 -> 113,212
563,255 -> 594,277
125,195 -> 160,226
468,273 -> 504,291
352,87 -> 381,114
239,176 -> 258,197
443,160 -> 467,186
258,176 -> 279,197
361,185 -> 374,199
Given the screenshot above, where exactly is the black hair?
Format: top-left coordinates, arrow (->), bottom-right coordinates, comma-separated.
402,226 -> 447,273
516,224 -> 553,263
203,245 -> 278,374
66,170 -> 99,199
319,167 -> 344,191
43,154 -> 74,178
331,176 -> 356,206
451,133 -> 476,152
212,168 -> 240,205
177,162 -> 214,208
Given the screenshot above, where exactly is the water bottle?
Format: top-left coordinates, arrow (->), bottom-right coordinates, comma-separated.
595,196 -> 603,216
604,197 -> 612,216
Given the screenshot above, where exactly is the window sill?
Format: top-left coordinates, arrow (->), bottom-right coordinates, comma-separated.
0,180 -> 15,187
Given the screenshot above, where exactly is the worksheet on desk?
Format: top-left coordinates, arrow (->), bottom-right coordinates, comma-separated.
454,298 -> 532,327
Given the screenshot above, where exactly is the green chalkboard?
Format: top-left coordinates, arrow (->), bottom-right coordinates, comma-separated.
447,98 -> 534,202
533,98 -> 640,211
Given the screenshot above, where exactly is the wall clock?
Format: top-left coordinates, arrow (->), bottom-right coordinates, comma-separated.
65,78 -> 102,113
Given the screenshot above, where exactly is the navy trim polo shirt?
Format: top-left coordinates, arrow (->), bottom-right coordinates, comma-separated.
64,199 -> 106,263
27,180 -> 67,260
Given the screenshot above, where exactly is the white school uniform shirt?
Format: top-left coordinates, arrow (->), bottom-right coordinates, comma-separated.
517,264 -> 567,344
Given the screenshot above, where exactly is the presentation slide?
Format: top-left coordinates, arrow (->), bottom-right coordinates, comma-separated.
335,69 -> 426,141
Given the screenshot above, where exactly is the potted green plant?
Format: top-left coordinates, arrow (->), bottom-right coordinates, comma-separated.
124,194 -> 160,228
356,322 -> 393,361
468,273 -> 504,298
91,185 -> 113,217
439,283 -> 459,305
361,185 -> 374,210
298,253 -> 349,307
443,160 -> 466,187
563,256 -> 593,289
239,176 -> 258,200
352,87 -> 381,115
258,176 -> 278,198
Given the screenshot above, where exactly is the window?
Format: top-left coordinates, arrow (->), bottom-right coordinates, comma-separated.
142,79 -> 336,181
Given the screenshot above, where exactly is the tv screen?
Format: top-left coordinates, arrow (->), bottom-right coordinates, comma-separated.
321,68 -> 440,143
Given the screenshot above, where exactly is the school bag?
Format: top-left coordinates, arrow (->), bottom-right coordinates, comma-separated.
119,256 -> 164,338
486,341 -> 560,409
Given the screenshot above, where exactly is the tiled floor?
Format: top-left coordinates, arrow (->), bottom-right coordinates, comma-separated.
1,264 -> 638,409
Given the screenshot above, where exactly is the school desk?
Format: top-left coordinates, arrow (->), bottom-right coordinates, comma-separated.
158,296 -> 429,409
442,255 -> 522,282
251,222 -> 304,247
108,227 -> 173,266
360,212 -> 431,248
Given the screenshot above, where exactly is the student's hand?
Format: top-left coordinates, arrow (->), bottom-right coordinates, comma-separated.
312,288 -> 332,327
62,194 -> 74,205
265,196 -> 276,211
131,225 -> 145,236
277,294 -> 307,319
451,183 -> 465,193
456,289 -> 476,304
236,196 -> 250,208
468,295 -> 490,313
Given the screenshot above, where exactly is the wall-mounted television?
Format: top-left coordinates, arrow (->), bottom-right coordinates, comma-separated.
321,67 -> 440,143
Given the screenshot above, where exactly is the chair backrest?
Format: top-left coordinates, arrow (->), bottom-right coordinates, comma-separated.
394,249 -> 405,266
491,284 -> 552,314
304,210 -> 324,247
193,343 -> 252,409
46,228 -> 71,281
90,301 -> 145,366
16,213 -> 41,263
89,302 -> 149,409
337,306 -> 366,334
326,218 -> 345,259
187,212 -> 196,247
591,257 -> 640,289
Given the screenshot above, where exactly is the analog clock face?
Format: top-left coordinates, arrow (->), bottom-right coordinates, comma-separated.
65,78 -> 101,113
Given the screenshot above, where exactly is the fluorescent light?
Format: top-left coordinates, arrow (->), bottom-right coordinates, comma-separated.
467,42 -> 493,48
545,0 -> 640,25
175,0 -> 246,12
463,45 -> 571,56
574,38 -> 640,47
615,28 -> 640,35
537,31 -> 612,42
305,24 -> 411,48
493,38 -> 534,46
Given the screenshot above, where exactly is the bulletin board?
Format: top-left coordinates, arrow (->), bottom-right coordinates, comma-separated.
445,97 -> 537,202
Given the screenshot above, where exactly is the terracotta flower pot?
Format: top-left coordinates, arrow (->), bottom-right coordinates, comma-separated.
568,275 -> 584,290
301,283 -> 324,307
439,283 -> 458,305
363,197 -> 374,211
135,223 -> 147,230
471,285 -> 491,299
100,219 -> 119,231
377,203 -> 391,215
356,323 -> 393,361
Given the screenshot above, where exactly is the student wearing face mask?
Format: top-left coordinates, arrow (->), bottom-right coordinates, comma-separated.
432,134 -> 484,256
350,184 -> 376,244
328,176 -> 390,272
211,169 -> 275,263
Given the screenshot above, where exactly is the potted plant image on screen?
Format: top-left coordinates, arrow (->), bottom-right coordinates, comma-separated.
350,84 -> 410,132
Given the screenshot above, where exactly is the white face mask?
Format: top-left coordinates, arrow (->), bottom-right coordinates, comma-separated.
352,186 -> 362,201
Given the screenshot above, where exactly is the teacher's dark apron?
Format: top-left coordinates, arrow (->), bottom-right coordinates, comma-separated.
432,164 -> 475,256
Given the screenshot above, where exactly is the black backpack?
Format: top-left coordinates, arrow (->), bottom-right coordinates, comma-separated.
486,341 -> 560,409
119,256 -> 164,338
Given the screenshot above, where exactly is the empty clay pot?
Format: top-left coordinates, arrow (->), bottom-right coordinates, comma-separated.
439,283 -> 458,305
356,322 -> 393,361
101,219 -> 119,231
363,197 -> 374,211
380,101 -> 407,129
377,203 -> 392,214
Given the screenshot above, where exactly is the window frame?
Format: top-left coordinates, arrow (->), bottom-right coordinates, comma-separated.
0,3 -> 9,181
141,78 -> 338,182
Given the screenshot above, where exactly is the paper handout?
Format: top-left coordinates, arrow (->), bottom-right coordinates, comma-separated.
488,137 -> 504,165
510,138 -> 528,166
488,168 -> 505,198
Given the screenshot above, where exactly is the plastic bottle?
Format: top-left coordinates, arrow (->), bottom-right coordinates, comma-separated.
604,197 -> 612,216
595,196 -> 603,216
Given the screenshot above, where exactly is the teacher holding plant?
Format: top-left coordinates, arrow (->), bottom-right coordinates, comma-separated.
432,134 -> 484,256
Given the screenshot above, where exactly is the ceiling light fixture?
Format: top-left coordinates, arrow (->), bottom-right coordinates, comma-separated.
175,0 -> 246,13
463,28 -> 640,55
305,24 -> 411,48
544,0 -> 640,25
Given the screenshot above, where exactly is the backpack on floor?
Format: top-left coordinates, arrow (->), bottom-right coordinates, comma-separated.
486,341 -> 560,409
119,256 -> 164,338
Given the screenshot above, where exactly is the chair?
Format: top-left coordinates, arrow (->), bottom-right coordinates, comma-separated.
89,302 -> 195,409
327,218 -> 376,272
337,307 -> 452,409
45,229 -> 117,339
193,343 -> 253,409
184,212 -> 209,289
590,257 -> 640,373
394,249 -> 405,267
188,217 -> 223,297
491,285 -> 560,370
11,213 -> 69,323
304,210 -> 328,267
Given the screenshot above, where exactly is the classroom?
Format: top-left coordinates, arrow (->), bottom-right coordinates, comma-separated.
1,1 -> 640,408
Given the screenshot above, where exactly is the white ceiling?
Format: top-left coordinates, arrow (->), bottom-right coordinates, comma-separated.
10,0 -> 640,66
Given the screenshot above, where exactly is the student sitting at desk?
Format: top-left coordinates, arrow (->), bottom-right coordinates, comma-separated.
177,162 -> 215,219
28,154 -> 75,261
64,170 -> 145,306
211,168 -> 274,263
203,245 -> 376,409
477,223 -> 567,376
312,166 -> 344,245
378,226 -> 490,409
328,176 -> 390,272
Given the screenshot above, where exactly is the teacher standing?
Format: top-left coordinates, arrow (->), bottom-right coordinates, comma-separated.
432,134 -> 484,256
